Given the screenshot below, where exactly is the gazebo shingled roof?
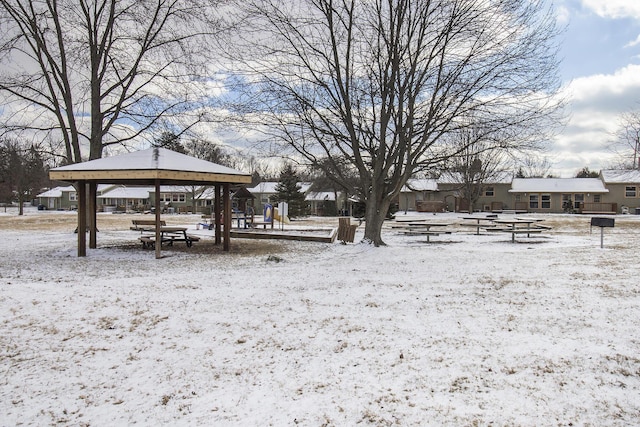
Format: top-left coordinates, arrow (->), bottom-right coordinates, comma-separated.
49,147 -> 252,258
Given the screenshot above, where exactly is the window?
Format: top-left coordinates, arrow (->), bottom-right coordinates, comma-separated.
574,193 -> 584,209
594,194 -> 601,203
529,194 -> 539,209
625,186 -> 637,198
484,186 -> 494,197
69,192 -> 77,201
541,194 -> 551,209
160,193 -> 186,203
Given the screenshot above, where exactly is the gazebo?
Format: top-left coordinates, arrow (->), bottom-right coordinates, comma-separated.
49,147 -> 252,258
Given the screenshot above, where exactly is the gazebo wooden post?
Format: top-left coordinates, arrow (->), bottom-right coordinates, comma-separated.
77,180 -> 87,257
223,182 -> 231,251
89,182 -> 97,249
154,180 -> 162,259
214,183 -> 221,245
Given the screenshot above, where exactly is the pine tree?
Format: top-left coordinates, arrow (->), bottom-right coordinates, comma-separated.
273,164 -> 308,218
0,140 -> 48,215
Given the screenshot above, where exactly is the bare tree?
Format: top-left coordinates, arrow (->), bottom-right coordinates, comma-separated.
514,155 -> 553,178
610,110 -> 640,170
232,0 -> 563,245
0,0 -> 229,163
444,127 -> 512,213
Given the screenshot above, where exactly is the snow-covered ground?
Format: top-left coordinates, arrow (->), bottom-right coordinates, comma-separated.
1,209 -> 639,426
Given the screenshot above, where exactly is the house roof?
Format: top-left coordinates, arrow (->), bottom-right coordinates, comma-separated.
49,147 -> 251,185
509,178 -> 608,193
97,186 -> 154,199
600,169 -> 640,183
306,191 -> 336,201
437,171 -> 513,185
247,182 -> 312,194
36,185 -> 75,198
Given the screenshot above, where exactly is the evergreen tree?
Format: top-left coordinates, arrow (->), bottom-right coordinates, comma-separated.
273,164 -> 308,218
575,167 -> 599,178
153,132 -> 186,153
0,140 -> 48,215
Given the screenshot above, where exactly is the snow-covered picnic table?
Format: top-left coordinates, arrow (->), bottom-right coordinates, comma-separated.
489,218 -> 551,243
391,221 -> 453,242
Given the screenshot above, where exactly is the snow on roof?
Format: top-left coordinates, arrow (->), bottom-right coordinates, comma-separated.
247,182 -> 312,194
97,186 -> 154,199
36,186 -> 75,198
600,169 -> 640,183
306,191 -> 336,201
98,185 -> 209,199
510,178 -> 608,193
247,182 -> 278,193
402,179 -> 438,192
437,171 -> 513,185
51,147 -> 248,176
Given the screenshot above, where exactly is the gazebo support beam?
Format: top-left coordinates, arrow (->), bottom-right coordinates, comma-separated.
89,182 -> 97,249
223,183 -> 230,251
77,180 -> 87,257
214,183 -> 221,245
154,180 -> 162,259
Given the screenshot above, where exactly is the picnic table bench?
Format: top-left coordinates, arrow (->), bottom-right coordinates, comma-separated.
400,229 -> 452,242
393,222 -> 453,242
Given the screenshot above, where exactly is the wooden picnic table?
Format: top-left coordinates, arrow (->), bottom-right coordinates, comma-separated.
460,215 -> 498,235
139,226 -> 200,248
491,219 -> 549,243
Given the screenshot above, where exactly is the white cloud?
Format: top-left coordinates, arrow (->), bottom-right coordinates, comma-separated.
556,5 -> 571,25
581,0 -> 640,20
565,64 -> 640,106
551,64 -> 640,176
625,34 -> 640,48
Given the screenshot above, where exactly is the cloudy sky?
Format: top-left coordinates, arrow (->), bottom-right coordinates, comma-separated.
552,0 -> 640,176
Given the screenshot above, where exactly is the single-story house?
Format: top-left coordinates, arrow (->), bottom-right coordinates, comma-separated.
97,185 -> 195,213
97,186 -> 153,212
509,178 -> 610,213
37,184 -> 115,210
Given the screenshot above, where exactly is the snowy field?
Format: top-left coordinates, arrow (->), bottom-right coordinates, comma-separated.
1,208 -> 639,426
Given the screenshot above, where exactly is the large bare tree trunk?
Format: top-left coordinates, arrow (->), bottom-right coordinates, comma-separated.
362,183 -> 393,246
363,205 -> 388,246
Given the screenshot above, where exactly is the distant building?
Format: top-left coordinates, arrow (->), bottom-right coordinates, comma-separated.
509,178 -> 609,213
